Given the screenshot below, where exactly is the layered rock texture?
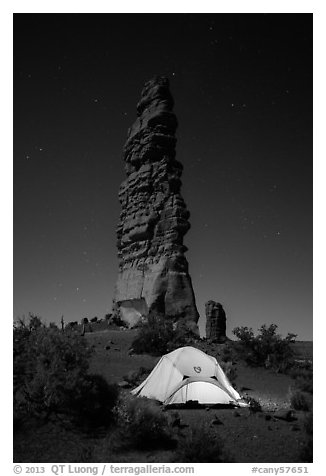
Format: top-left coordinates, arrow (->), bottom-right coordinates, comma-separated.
205,301 -> 227,342
113,76 -> 199,331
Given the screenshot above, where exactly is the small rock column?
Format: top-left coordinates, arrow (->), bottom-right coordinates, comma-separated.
205,300 -> 227,342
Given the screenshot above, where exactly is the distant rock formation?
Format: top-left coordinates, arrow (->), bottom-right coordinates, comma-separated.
205,301 -> 227,342
113,76 -> 199,332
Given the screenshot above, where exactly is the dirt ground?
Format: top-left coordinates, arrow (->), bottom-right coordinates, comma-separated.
14,328 -> 312,463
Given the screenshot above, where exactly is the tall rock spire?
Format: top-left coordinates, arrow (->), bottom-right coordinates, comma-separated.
113,76 -> 199,332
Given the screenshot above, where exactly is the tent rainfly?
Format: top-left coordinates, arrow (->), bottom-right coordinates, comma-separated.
131,346 -> 244,406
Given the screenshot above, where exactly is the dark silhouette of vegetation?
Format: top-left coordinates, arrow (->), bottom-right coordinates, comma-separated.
131,312 -> 197,355
245,396 -> 262,413
232,324 -> 297,372
219,361 -> 237,387
122,367 -> 151,387
289,389 -> 312,412
300,412 -> 313,462
289,360 -> 312,413
73,374 -> 119,429
289,362 -> 313,394
172,423 -> 232,462
113,393 -> 176,450
303,412 -> 313,435
131,313 -> 174,355
13,315 -> 118,429
218,344 -> 238,363
288,363 -> 313,461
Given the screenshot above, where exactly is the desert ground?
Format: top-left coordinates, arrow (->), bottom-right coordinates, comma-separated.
14,325 -> 312,463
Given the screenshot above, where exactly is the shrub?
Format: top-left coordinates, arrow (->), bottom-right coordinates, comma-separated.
289,364 -> 313,394
289,389 -> 312,412
300,438 -> 313,462
73,374 -> 119,429
303,412 -> 313,436
232,326 -> 254,345
299,412 -> 313,462
123,367 -> 151,387
13,316 -> 118,428
219,361 -> 237,387
93,434 -> 141,463
232,324 -> 297,372
294,375 -> 313,394
131,313 -> 174,355
114,393 -> 175,450
173,423 -> 232,462
14,322 -> 92,417
219,345 -> 237,363
245,396 -> 262,413
288,360 -> 312,376
28,314 -> 44,331
131,312 -> 196,355
13,319 -> 31,403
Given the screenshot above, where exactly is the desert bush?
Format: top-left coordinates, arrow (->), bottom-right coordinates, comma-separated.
232,324 -> 297,372
289,364 -> 313,394
173,423 -> 232,462
300,438 -> 313,462
131,312 -> 193,355
114,393 -> 175,450
13,316 -> 118,428
123,367 -> 151,387
289,359 -> 312,374
303,412 -> 313,435
289,389 -> 312,412
93,433 -> 143,463
13,319 -> 31,399
73,374 -> 119,429
233,326 -> 255,345
244,396 -> 262,413
14,321 -> 91,417
299,411 -> 313,462
220,361 -> 237,387
28,314 -> 44,331
219,345 -> 237,363
293,375 -> 313,394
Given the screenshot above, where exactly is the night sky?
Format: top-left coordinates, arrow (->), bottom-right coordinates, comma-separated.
14,14 -> 312,339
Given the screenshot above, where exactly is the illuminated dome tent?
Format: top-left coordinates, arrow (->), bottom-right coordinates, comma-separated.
131,346 -> 244,406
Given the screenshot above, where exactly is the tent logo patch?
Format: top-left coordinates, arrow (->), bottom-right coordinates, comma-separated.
194,366 -> 202,373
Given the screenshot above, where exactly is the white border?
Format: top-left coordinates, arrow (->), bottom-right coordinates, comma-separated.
3,2 -> 323,473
